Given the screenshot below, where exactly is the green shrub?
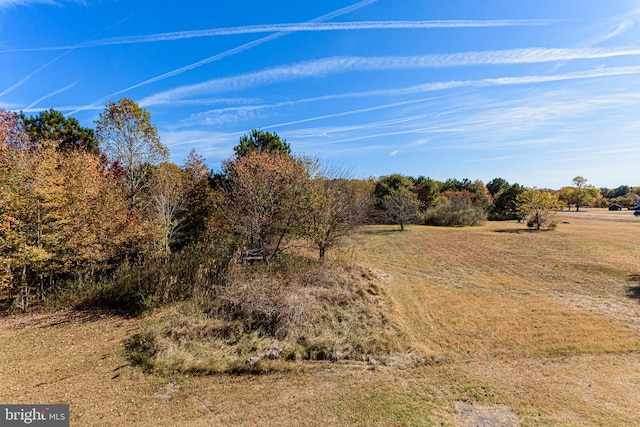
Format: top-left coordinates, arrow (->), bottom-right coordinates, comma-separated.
423,198 -> 487,226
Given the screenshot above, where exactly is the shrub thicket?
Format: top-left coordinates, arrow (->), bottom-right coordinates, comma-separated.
72,238 -> 235,314
423,195 -> 487,226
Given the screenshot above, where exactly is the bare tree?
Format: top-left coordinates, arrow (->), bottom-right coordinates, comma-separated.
147,162 -> 188,255
383,187 -> 421,231
303,174 -> 371,259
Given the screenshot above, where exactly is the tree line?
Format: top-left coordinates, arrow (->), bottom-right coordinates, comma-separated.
0,99 -> 636,310
0,100 -> 373,310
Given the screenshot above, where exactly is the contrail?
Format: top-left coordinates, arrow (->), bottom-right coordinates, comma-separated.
24,82 -> 77,110
179,65 -> 640,129
67,0 -> 378,115
0,19 -> 558,53
0,16 -> 130,99
0,0 -> 81,10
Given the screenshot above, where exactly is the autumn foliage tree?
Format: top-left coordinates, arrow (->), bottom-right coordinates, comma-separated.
556,177 -> 601,211
0,109 -> 29,149
1,141 -> 131,308
218,151 -> 314,261
570,176 -> 600,211
0,108 -> 141,309
172,149 -> 215,251
516,188 -> 561,230
55,148 -> 136,276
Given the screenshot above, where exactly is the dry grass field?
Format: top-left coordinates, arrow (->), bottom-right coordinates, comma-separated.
1,208 -> 640,426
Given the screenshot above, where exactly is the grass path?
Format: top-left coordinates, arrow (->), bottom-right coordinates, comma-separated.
1,211 -> 640,425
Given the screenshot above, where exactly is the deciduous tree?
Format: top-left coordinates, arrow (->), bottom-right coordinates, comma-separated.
0,108 -> 29,149
570,176 -> 600,211
374,174 -> 415,215
56,148 -> 135,275
516,188 -> 561,230
425,190 -> 487,226
172,149 -> 215,251
303,176 -> 370,259
557,186 -> 575,211
382,186 -> 421,231
95,98 -> 168,209
219,151 -> 313,261
0,129 -> 137,308
147,162 -> 189,255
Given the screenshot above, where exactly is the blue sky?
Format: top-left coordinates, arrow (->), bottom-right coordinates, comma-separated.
1,0 -> 640,189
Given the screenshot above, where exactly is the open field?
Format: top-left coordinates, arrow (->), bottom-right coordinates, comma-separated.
1,211 -> 640,426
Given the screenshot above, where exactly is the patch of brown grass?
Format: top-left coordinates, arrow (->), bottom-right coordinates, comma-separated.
126,260 -> 408,375
353,216 -> 640,425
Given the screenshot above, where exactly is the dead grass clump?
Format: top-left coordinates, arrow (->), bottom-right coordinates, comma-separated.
126,260 -> 408,374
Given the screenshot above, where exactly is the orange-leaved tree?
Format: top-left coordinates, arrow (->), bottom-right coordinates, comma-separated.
57,148 -> 136,275
1,109 -> 140,308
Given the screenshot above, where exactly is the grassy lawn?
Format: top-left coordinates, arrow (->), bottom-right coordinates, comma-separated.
1,210 -> 640,426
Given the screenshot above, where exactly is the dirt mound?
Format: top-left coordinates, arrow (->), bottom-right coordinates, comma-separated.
127,261 -> 413,374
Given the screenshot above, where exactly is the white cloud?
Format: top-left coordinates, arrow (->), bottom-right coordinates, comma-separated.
272,86 -> 640,160
587,4 -> 640,46
19,104 -> 102,114
390,150 -> 399,156
0,15 -> 128,98
601,19 -> 635,42
181,96 -> 443,129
